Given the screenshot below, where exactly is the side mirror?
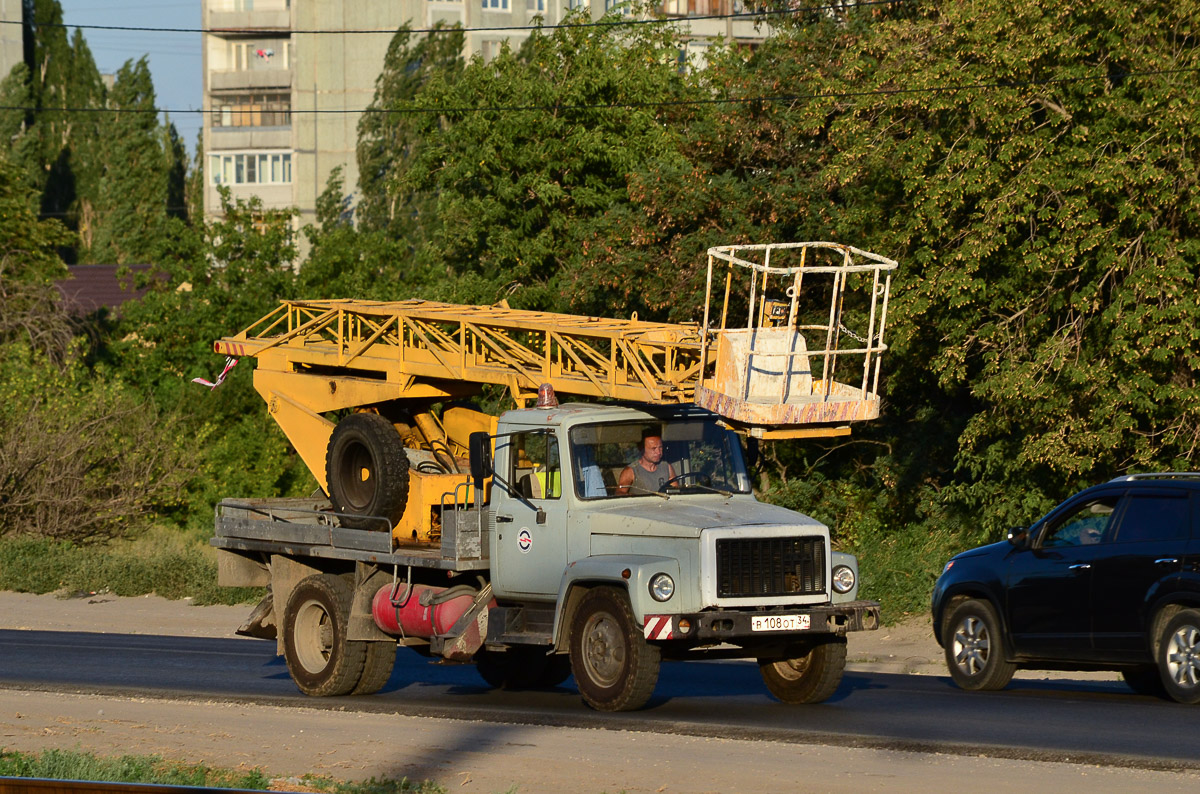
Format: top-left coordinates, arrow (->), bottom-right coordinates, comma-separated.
1007,526 -> 1029,549
469,431 -> 492,490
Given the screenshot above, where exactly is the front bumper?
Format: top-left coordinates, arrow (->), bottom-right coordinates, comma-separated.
644,599 -> 880,643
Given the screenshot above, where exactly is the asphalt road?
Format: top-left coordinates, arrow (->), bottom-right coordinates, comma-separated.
1,628 -> 1197,771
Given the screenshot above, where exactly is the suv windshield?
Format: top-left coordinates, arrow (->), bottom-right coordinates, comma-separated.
569,419 -> 752,499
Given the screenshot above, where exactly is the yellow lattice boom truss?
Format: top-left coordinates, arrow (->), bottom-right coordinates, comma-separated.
213,243 -> 898,500
216,298 -> 706,405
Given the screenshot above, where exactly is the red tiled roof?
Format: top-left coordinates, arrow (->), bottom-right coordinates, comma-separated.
54,264 -> 164,317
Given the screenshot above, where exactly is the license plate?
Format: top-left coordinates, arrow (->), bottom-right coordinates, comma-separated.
751,614 -> 810,632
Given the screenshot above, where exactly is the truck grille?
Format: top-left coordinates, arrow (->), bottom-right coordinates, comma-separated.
715,536 -> 826,597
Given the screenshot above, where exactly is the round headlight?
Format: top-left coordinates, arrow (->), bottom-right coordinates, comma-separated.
649,573 -> 675,602
832,564 -> 856,594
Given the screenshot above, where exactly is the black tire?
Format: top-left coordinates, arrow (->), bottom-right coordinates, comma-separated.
943,599 -> 1016,691
351,640 -> 397,696
758,638 -> 847,704
568,586 -> 660,711
326,412 -> 410,531
1121,664 -> 1167,697
1158,608 -> 1200,704
282,574 -> 366,697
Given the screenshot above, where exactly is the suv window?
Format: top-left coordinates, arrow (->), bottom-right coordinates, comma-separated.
1111,493 -> 1189,543
1041,495 -> 1119,547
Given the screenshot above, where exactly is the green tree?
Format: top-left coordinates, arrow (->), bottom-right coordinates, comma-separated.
10,3 -> 107,252
0,151 -> 190,542
86,57 -> 174,263
299,166 -> 432,300
522,1 -> 1200,614
394,8 -> 699,311
0,147 -> 74,360
106,191 -> 313,520
356,23 -> 464,238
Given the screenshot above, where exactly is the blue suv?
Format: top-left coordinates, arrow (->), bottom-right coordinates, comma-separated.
931,474 -> 1200,703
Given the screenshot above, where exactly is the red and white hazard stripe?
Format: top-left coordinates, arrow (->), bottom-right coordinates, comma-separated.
643,615 -> 673,640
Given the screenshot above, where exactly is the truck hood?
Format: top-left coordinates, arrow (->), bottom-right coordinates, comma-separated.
581,496 -> 825,539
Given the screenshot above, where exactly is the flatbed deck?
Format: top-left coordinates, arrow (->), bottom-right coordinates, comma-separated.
212,498 -> 491,571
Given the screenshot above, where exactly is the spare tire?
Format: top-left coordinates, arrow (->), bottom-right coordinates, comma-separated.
326,412 -> 410,530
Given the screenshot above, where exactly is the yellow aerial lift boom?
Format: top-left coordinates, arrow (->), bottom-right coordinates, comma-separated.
214,242 -> 897,541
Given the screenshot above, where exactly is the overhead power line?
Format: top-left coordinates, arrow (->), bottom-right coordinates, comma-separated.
4,0 -> 905,37
0,65 -> 1195,119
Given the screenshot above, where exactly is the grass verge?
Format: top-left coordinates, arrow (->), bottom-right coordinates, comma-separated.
0,748 -> 445,793
0,526 -> 262,606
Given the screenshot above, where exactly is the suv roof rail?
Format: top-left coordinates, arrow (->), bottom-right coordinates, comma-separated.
1109,472 -> 1200,482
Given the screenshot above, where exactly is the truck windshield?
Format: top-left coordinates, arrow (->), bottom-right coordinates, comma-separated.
569,419 -> 752,499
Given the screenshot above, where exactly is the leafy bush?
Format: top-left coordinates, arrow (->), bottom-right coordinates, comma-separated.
0,342 -> 194,543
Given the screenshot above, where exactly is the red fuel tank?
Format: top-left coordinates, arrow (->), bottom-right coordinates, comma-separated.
371,583 -> 481,638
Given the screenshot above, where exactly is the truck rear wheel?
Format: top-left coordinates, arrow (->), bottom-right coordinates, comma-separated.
326,412 -> 410,531
758,637 -> 847,704
351,641 -> 397,695
569,586 -> 660,711
283,574 -> 366,696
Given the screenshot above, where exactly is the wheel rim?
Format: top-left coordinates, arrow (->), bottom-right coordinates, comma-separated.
772,654 -> 813,681
581,610 -> 626,688
338,441 -> 376,509
294,598 -> 336,674
1166,623 -> 1200,689
952,615 -> 990,676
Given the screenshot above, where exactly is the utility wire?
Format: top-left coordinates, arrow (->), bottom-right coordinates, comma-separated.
3,0 -> 904,37
0,65 -> 1195,118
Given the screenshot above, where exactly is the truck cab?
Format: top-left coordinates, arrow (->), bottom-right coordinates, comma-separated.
478,401 -> 877,709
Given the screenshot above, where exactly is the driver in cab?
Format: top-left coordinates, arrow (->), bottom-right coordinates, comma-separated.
617,429 -> 676,495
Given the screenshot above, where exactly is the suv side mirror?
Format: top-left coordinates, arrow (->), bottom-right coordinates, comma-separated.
1007,526 -> 1030,549
469,431 -> 492,490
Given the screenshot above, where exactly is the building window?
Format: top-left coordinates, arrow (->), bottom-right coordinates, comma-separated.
209,152 -> 292,185
482,0 -> 509,10
527,0 -> 545,10
212,92 -> 291,128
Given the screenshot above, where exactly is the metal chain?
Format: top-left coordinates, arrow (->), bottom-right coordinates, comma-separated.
837,323 -> 874,344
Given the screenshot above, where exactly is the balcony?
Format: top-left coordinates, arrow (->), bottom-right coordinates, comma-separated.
210,68 -> 291,91
208,9 -> 290,34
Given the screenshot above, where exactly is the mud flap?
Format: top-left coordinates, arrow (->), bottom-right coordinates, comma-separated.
431,583 -> 493,661
236,592 -> 277,640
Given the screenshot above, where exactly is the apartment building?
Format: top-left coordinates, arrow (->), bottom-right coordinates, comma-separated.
0,0 -> 23,81
202,0 -> 767,230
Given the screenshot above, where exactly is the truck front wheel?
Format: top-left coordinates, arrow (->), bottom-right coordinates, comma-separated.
758,637 -> 847,704
283,574 -> 366,696
569,586 -> 660,711
326,412 -> 410,531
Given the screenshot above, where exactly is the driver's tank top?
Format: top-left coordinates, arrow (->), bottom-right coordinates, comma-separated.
631,460 -> 670,493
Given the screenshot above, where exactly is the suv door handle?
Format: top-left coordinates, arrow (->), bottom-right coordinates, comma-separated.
1068,563 -> 1091,570
1155,558 -> 1180,565
495,514 -> 514,523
